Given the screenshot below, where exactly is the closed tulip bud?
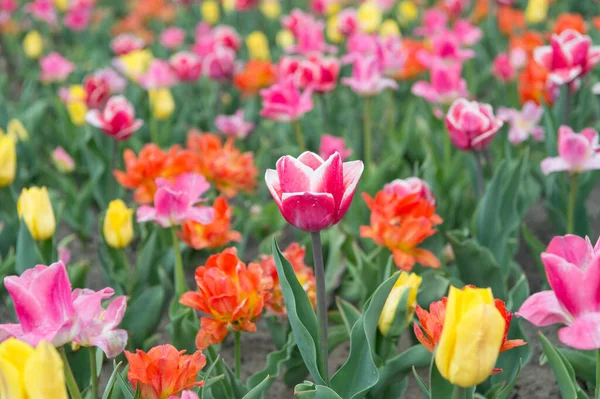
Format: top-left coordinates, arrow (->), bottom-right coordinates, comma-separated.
23,30 -> 43,59
380,19 -> 401,38
397,1 -> 418,25
7,119 -> 29,142
149,88 -> 175,120
260,0 -> 281,19
17,186 -> 56,241
246,31 -> 270,61
67,101 -> 89,126
378,272 -> 422,336
104,199 -> 134,248
276,29 -> 295,50
357,1 -> 382,34
435,286 -> 505,388
201,0 -> 220,25
525,0 -> 548,24
52,146 -> 75,173
0,133 -> 16,188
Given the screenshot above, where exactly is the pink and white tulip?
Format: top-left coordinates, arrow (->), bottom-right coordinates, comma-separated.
40,53 -> 76,84
337,8 -> 359,37
260,77 -> 314,122
110,34 -> 145,55
86,96 -> 143,141
534,29 -> 600,85
265,151 -> 364,232
342,56 -> 397,96
518,235 -> 600,350
137,173 -> 214,228
24,0 -> 56,24
417,34 -> 475,68
540,126 -> 600,174
139,59 -> 178,90
202,47 -> 236,81
412,62 -> 468,105
214,110 -> 254,139
384,177 -> 435,205
445,98 -> 503,151
170,392 -> 199,399
84,68 -> 127,109
498,101 -> 544,145
64,5 -> 91,31
319,134 -> 352,160
170,52 -> 203,81
160,27 -> 186,50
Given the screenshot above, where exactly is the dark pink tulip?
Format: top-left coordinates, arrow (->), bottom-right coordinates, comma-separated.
170,51 -> 203,81
265,152 -> 364,232
445,98 -> 503,151
86,96 -> 143,141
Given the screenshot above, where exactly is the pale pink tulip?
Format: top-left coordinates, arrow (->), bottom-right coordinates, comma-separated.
492,53 -> 515,82
416,34 -> 475,68
498,101 -> 544,145
518,235 -> 600,350
40,53 -> 75,84
445,98 -> 503,151
341,33 -> 378,65
374,0 -> 396,11
384,177 -> 435,205
24,0 -> 56,24
214,109 -> 254,139
137,173 -> 214,228
58,246 -> 71,265
110,34 -> 145,55
281,9 -> 313,36
342,56 -> 397,96
86,95 -> 143,141
452,19 -> 482,46
534,29 -> 600,85
140,59 -> 178,90
541,126 -> 600,174
412,62 -> 468,105
170,51 -> 203,81
260,77 -> 314,122
160,27 -> 186,50
64,5 -> 91,31
52,146 -> 75,173
319,134 -> 352,160
265,152 -> 364,232
0,262 -> 77,346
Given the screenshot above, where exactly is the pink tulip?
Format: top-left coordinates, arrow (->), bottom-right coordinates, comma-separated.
58,246 -> 71,265
384,177 -> 435,205
140,59 -> 178,90
137,173 -> 214,228
342,34 -> 403,77
110,34 -> 145,55
84,68 -> 126,109
281,9 -> 313,36
170,52 -> 203,81
445,98 -> 503,151
0,0 -> 17,23
212,26 -> 242,53
452,19 -> 482,46
72,288 -> 128,358
442,0 -> 470,17
342,33 -> 378,65
214,110 -> 254,139
86,95 -> 144,141
160,27 -> 186,50
492,53 -> 516,82
0,262 -> 77,346
414,9 -> 447,37
416,34 -> 475,69
202,47 -> 236,81
282,9 -> 335,55
319,134 -> 352,160
52,146 -> 76,173
234,0 -> 258,10
310,0 -> 328,15
338,8 -> 359,37
265,151 -> 364,232
300,54 -> 340,93
40,53 -> 76,84
412,62 -> 468,105
64,5 -> 91,31
373,0 -> 396,11
534,29 -> 600,85
342,56 -> 397,96
24,0 -> 56,24
517,235 -> 600,350
497,101 -> 544,145
260,77 -> 314,122
540,126 -> 600,175
169,391 -> 199,399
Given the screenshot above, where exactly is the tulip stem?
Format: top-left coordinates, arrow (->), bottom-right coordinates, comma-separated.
89,347 -> 99,399
567,173 -> 578,234
234,331 -> 242,380
474,152 -> 485,199
171,227 -> 188,298
595,348 -> 600,399
150,115 -> 160,146
293,121 -> 306,153
59,347 -> 84,399
452,386 -> 470,399
364,96 -> 373,167
310,231 -> 329,384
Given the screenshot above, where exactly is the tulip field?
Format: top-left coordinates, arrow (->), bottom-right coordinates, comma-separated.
2,0 -> 600,397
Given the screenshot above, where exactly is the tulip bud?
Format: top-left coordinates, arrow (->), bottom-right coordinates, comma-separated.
104,199 -> 134,249
17,187 -> 56,241
357,1 -> 382,34
52,146 -> 75,173
246,31 -> 270,61
525,0 -> 548,24
378,272 -> 422,336
0,133 -> 16,188
7,119 -> 29,142
201,0 -> 220,25
23,30 -> 43,60
260,0 -> 281,19
435,286 -> 505,388
276,29 -> 295,50
380,19 -> 401,38
149,88 -> 175,120
397,1 -> 418,25
67,101 -> 89,126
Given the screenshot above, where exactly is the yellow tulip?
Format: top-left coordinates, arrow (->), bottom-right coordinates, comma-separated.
326,16 -> 343,44
17,186 -> 56,241
149,88 -> 175,121
357,1 -> 382,34
67,101 -> 88,126
276,29 -> 295,50
246,31 -> 270,61
7,120 -> 29,142
397,0 -> 418,25
260,0 -> 281,20
223,0 -> 235,12
103,199 -> 134,249
380,19 -> 401,38
22,31 -> 43,60
0,133 -> 16,188
378,272 -> 422,336
326,1 -> 341,16
525,0 -> 548,24
117,49 -> 153,82
54,0 -> 70,12
435,286 -> 505,388
201,0 -> 220,25
0,339 -> 68,399
69,84 -> 87,102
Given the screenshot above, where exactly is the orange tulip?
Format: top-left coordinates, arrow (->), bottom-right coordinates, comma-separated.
233,60 -> 276,96
553,13 -> 586,34
125,344 -> 206,399
180,248 -> 272,350
518,60 -> 553,105
510,31 -> 545,59
393,39 -> 427,81
497,6 -> 525,37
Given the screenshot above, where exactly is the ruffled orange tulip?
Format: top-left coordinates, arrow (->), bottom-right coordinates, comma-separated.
180,248 -> 272,350
125,344 -> 206,399
518,60 -> 553,105
258,243 -> 317,315
553,13 -> 586,34
179,196 -> 242,250
233,60 -> 276,96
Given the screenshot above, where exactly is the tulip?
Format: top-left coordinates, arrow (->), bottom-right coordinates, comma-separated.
23,30 -> 43,59
201,0 -> 220,25
497,101 -> 544,145
342,56 -> 398,96
246,31 -> 270,61
7,119 -> 29,142
24,0 -> 57,24
52,146 -> 75,173
378,272 -> 422,336
170,392 -> 199,399
380,19 -> 400,38
112,49 -> 153,82
67,100 -> 89,126
397,0 -> 418,25
0,339 -> 68,399
202,47 -> 236,81
17,186 -> 56,241
214,109 -> 254,139
492,53 -> 516,82
39,52 -> 75,84
357,1 -> 382,34
326,15 -> 344,44
518,235 -> 600,350
149,88 -> 175,120
86,95 -> 144,141
265,151 -> 364,232
416,35 -> 475,68
103,199 -> 134,249
170,51 -> 203,81
259,0 -> 280,19
301,54 -> 340,93
445,98 -> 503,151
110,34 -> 145,56
525,0 -> 548,24
541,126 -> 600,174
0,133 -> 16,188
414,8 -> 447,37
384,177 -> 435,204
276,29 -> 295,50
412,62 -> 468,105
64,5 -> 91,31
139,59 -> 178,90
259,77 -> 314,122
319,134 -> 352,160
534,29 -> 600,85
159,27 -> 185,50
435,286 -> 505,387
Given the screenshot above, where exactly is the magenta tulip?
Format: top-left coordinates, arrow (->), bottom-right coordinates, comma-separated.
445,98 -> 503,151
260,77 -> 314,122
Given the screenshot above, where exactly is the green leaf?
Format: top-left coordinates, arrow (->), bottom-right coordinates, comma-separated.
15,219 -> 42,274
330,273 -> 399,399
416,270 -> 450,310
133,230 -> 158,294
520,224 -> 548,288
538,332 -> 578,399
102,362 -> 123,399
246,333 -> 296,392
412,366 -> 430,397
272,239 -> 326,386
492,360 -> 522,399
335,297 -> 361,334
324,228 -> 347,295
370,345 -> 432,397
294,382 -> 344,398
167,300 -> 199,354
116,367 -> 135,399
66,263 -> 89,289
558,348 -> 596,383
429,353 -> 454,399
121,286 -> 165,350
